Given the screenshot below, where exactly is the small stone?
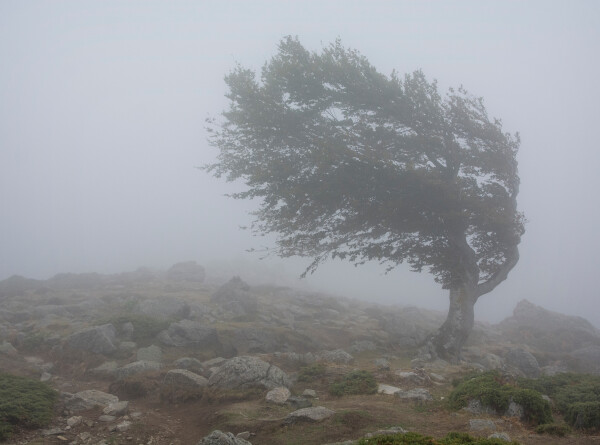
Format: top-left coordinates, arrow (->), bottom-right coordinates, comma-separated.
236,431 -> 251,440
116,420 -> 132,432
67,416 -> 82,427
265,387 -> 291,405
302,389 -> 317,398
285,406 -> 335,423
103,401 -> 129,416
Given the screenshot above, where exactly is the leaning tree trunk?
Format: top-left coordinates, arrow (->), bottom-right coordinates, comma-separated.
428,286 -> 477,363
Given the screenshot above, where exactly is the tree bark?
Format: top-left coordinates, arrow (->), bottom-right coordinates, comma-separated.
428,286 -> 477,363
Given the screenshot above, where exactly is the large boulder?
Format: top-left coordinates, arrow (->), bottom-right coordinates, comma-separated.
208,356 -> 291,390
167,261 -> 206,283
164,369 -> 208,390
570,345 -> 600,374
63,390 -> 119,413
158,320 -> 220,350
66,324 -> 117,355
211,277 -> 258,317
504,348 -> 541,378
139,297 -> 191,320
284,406 -> 335,424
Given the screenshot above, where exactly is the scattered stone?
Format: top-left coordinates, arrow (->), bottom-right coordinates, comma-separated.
394,388 -> 433,401
395,371 -> 425,385
211,277 -> 257,318
463,399 -> 498,415
137,345 -> 162,362
315,349 -> 354,364
66,324 -> 117,355
488,432 -> 511,441
116,360 -> 161,379
115,420 -> 132,432
505,400 -> 524,419
285,406 -> 335,424
164,369 -> 209,389
90,361 -> 119,378
265,387 -> 291,405
42,427 -> 65,436
378,384 -> 401,395
429,372 -> 446,383
64,390 -> 119,413
469,419 -> 496,431
40,371 -> 52,382
140,297 -> 191,320
158,320 -> 220,349
302,389 -> 317,398
236,431 -> 251,440
67,416 -> 82,427
196,430 -> 252,445
208,356 -> 291,390
348,340 -> 377,353
374,358 -> 390,371
118,341 -> 137,353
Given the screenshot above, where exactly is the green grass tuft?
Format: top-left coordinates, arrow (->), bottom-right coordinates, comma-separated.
356,431 -> 521,444
297,363 -> 327,382
329,370 -> 377,396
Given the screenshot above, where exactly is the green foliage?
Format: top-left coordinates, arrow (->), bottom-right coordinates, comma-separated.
448,371 -> 552,425
356,431 -> 520,444
329,370 -> 377,396
21,332 -> 45,352
0,373 -> 57,441
535,423 -> 571,437
519,373 -> 600,429
297,363 -> 327,382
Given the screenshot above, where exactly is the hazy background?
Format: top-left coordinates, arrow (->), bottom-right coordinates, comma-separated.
1,1 -> 599,326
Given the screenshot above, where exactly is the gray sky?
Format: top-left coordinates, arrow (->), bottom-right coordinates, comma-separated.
1,1 -> 599,326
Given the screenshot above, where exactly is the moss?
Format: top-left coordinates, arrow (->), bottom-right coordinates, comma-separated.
297,363 -> 327,382
448,371 -> 552,425
329,370 -> 377,396
355,431 -> 521,444
0,373 -> 57,441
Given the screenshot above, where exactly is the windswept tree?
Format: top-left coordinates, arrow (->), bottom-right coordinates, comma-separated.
205,37 -> 525,361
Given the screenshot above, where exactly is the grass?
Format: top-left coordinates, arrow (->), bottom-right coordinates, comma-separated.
297,363 -> 327,382
330,370 -> 378,397
356,432 -> 521,444
0,373 -> 57,441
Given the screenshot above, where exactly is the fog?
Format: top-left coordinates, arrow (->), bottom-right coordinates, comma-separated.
1,1 -> 599,326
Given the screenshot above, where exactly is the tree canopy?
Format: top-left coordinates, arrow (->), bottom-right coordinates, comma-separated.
207,37 -> 524,300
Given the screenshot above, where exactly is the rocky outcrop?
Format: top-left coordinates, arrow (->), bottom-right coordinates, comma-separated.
63,390 -> 119,413
211,277 -> 258,318
208,356 -> 291,390
167,261 -> 206,282
158,320 -> 220,350
504,348 -> 541,378
65,324 -> 117,355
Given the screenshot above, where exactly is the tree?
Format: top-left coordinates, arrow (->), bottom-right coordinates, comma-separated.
205,37 -> 525,362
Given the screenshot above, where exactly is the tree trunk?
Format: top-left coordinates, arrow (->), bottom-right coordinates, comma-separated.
428,286 -> 477,363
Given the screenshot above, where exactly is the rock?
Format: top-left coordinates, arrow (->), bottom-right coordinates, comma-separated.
348,340 -> 377,353
469,419 -> 496,431
196,430 -> 252,445
64,390 -> 119,413
0,341 -> 17,356
164,369 -> 209,389
364,426 -> 407,438
395,371 -> 426,385
463,399 -> 498,415
118,341 -> 137,353
174,357 -> 204,373
265,387 -> 291,405
66,324 -> 117,355
542,363 -> 568,376
211,276 -> 258,318
231,328 -> 283,353
302,389 -> 317,398
394,388 -> 433,401
208,356 -> 291,390
429,372 -> 446,383
66,416 -> 82,427
505,348 -> 541,377
570,345 -> 600,374
40,372 -> 52,382
285,396 -> 312,409
488,432 -> 511,441
89,361 -> 119,378
42,427 -> 65,436
120,322 -> 134,340
137,345 -> 162,362
158,320 -> 220,350
139,297 -> 191,320
116,360 -> 161,379
115,420 -> 132,432
315,349 -> 354,364
378,384 -> 401,395
103,401 -> 129,416
99,415 -> 116,422
285,406 -> 335,423
167,261 -> 206,282
505,400 -> 524,419
374,358 -> 390,371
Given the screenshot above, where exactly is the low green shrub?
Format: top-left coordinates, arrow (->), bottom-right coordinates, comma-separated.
535,423 -> 571,437
356,431 -> 521,444
564,401 -> 600,430
297,363 -> 327,382
448,371 -> 552,425
0,373 -> 57,441
330,370 -> 377,396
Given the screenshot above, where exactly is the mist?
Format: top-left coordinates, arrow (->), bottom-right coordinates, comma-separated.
1,1 -> 599,327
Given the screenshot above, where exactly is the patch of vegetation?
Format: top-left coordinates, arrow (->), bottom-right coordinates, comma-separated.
20,332 -> 45,352
448,371 -> 552,425
535,423 -> 571,437
104,314 -> 170,345
329,370 -> 377,396
519,373 -> 600,430
297,363 -> 327,382
356,431 -> 520,444
0,373 -> 57,441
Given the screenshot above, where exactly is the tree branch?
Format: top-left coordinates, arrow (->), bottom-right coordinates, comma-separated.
475,245 -> 519,298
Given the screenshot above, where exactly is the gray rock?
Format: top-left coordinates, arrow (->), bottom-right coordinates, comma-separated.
395,371 -> 425,385
364,426 -> 407,438
196,430 -> 252,445
103,401 -> 129,416
315,349 -> 354,364
118,341 -> 137,353
66,324 -> 117,355
164,369 -> 209,389
208,356 -> 291,390
469,419 -> 496,431
99,415 -> 116,422
488,432 -> 511,441
64,390 -> 119,413
348,340 -> 377,353
66,416 -> 82,427
158,320 -> 220,350
120,322 -> 134,340
374,358 -> 391,371
286,396 -> 312,409
139,297 -> 191,320
167,261 -> 206,282
265,387 -> 291,405
463,399 -> 498,415
505,348 -> 540,377
231,328 -> 283,353
285,406 -> 335,423
378,384 -> 401,395
302,389 -> 317,398
115,420 -> 132,432
570,345 -> 600,374
174,357 -> 204,373
505,400 -> 524,419
211,277 -> 257,319
0,341 -> 17,356
137,345 -> 162,362
116,360 -> 161,379
89,361 -> 119,378
394,388 -> 433,401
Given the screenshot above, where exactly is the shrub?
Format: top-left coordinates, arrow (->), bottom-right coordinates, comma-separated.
104,314 -> 170,344
356,431 -> 521,444
535,423 -> 571,437
329,370 -> 377,396
448,371 -> 552,425
297,363 -> 327,382
0,373 -> 57,441
564,401 -> 600,430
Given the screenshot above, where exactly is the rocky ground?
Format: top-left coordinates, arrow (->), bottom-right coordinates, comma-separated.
0,262 -> 599,444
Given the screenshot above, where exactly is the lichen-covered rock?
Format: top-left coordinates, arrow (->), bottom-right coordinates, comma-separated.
284,406 -> 335,423
174,357 -> 204,373
66,324 -> 117,355
63,390 -> 119,413
315,349 -> 354,364
158,320 -> 220,349
116,360 -> 161,379
137,345 -> 162,362
211,277 -> 257,318
164,369 -> 208,389
196,430 -> 252,445
505,348 -> 540,377
394,388 -> 433,401
265,387 -> 291,404
208,356 -> 291,390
